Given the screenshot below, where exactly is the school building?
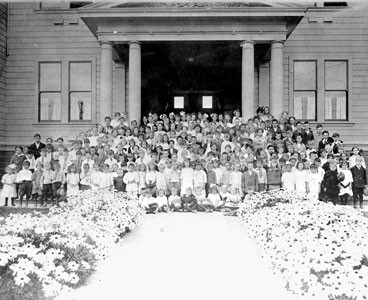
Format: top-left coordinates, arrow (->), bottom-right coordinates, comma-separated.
0,1 -> 367,175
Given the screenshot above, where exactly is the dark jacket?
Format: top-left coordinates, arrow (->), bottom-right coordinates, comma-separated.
29,142 -> 46,159
350,165 -> 367,188
241,170 -> 259,192
322,169 -> 339,195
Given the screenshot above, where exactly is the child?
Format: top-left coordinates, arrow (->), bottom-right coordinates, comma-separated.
243,186 -> 255,202
205,162 -> 217,195
25,151 -> 36,173
322,162 -> 339,205
224,187 -> 242,216
350,156 -> 367,209
193,161 -> 207,192
90,163 -> 102,191
80,163 -> 92,191
267,160 -> 281,191
207,184 -> 223,211
139,188 -> 158,214
66,164 -> 80,197
32,162 -> 43,205
180,158 -> 194,196
114,168 -> 127,192
338,161 -> 353,206
146,161 -> 157,196
40,162 -> 54,206
16,161 -> 33,207
194,185 -> 213,212
306,163 -> 322,202
1,165 -> 17,206
123,162 -> 140,199
52,162 -> 65,205
281,162 -> 295,192
156,163 -> 168,196
181,187 -> 197,212
255,159 -> 267,192
168,163 -> 181,195
242,161 -> 258,194
229,163 -> 243,196
156,188 -> 169,212
138,164 -> 147,195
294,160 -> 307,197
100,164 -> 113,191
168,187 -> 182,211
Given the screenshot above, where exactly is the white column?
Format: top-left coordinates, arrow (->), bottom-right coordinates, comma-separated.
241,41 -> 255,123
270,41 -> 284,120
128,41 -> 141,125
100,41 -> 113,124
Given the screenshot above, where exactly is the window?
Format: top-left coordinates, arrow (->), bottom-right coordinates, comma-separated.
69,62 -> 92,121
202,96 -> 213,109
39,62 -> 62,121
324,61 -> 348,120
174,96 -> 184,109
293,61 -> 317,120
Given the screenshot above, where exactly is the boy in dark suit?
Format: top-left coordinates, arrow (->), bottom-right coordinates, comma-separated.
29,133 -> 46,159
242,161 -> 259,194
350,156 -> 368,209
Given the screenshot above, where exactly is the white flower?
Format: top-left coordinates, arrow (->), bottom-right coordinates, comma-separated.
67,261 -> 79,272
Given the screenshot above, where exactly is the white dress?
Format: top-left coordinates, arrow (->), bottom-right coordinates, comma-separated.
67,173 -> 80,196
339,169 -> 353,196
1,174 -> 17,198
180,167 -> 194,195
294,170 -> 307,194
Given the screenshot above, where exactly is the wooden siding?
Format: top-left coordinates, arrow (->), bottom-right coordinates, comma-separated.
283,5 -> 368,145
0,2 -> 6,146
5,2 -> 101,148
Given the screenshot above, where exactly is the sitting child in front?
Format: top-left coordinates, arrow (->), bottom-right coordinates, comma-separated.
207,184 -> 223,211
194,185 -> 214,212
156,188 -> 169,212
168,187 -> 181,211
181,187 -> 197,212
224,187 -> 242,216
139,188 -> 158,214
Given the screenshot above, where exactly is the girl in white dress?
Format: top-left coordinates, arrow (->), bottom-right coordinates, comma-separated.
66,164 -> 80,197
1,165 -> 17,206
294,161 -> 307,196
123,162 -> 140,199
338,161 -> 353,205
180,158 -> 194,196
90,163 -> 102,191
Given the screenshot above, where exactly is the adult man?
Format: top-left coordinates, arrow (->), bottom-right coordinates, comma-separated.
29,133 -> 46,159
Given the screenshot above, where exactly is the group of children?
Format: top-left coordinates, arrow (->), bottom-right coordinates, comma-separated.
1,107 -> 367,211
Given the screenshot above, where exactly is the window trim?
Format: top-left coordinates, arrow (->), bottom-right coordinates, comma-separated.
292,60 -> 317,121
288,54 -> 353,124
324,60 -> 348,121
34,56 -> 97,125
68,61 -> 93,122
38,61 -> 62,122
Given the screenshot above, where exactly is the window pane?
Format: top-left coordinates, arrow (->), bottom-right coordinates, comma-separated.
40,63 -> 61,91
325,91 -> 347,120
325,61 -> 347,90
174,96 -> 184,109
40,93 -> 61,121
70,92 -> 92,121
203,96 -> 213,109
70,62 -> 92,91
294,61 -> 316,90
294,91 -> 316,121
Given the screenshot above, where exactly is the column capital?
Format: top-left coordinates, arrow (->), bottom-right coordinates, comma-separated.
99,41 -> 113,47
270,40 -> 284,48
240,40 -> 255,49
128,40 -> 141,46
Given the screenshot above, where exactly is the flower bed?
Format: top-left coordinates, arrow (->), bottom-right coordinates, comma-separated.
0,191 -> 144,300
239,190 -> 368,300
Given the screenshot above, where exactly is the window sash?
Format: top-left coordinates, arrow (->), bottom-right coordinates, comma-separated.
293,91 -> 316,121
324,91 -> 347,121
39,92 -> 61,121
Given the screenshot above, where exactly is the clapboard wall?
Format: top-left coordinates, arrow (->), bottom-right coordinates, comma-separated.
283,4 -> 368,146
4,2 -> 102,148
0,2 -> 6,146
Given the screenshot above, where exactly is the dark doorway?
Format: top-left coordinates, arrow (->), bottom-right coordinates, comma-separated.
140,42 -> 242,116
